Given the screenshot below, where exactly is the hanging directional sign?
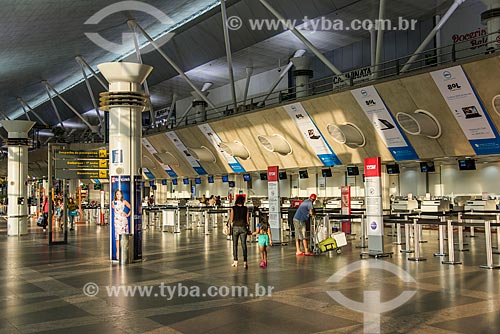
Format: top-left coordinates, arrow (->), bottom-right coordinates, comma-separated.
55,159 -> 108,169
54,149 -> 109,180
55,149 -> 108,159
55,169 -> 108,180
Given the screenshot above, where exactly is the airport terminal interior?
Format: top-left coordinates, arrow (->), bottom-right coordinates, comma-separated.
1,0 -> 500,333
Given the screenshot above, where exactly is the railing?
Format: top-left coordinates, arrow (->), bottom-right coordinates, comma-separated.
145,32 -> 499,134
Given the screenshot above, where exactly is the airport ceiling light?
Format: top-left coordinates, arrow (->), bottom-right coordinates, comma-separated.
327,123 -> 366,148
218,141 -> 250,160
153,152 -> 180,167
257,134 -> 292,156
493,95 -> 500,116
396,109 -> 441,139
187,146 -> 216,163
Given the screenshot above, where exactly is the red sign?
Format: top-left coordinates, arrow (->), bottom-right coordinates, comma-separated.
364,157 -> 381,177
341,186 -> 351,215
267,166 -> 279,182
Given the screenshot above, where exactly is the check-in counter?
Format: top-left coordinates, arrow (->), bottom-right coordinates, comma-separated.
392,199 -> 418,212
421,200 -> 450,213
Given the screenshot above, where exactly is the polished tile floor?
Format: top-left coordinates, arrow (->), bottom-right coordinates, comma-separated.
1,218 -> 499,334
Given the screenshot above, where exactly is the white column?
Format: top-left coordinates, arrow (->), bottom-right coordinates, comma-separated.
98,62 -> 152,261
291,56 -> 313,98
1,120 -> 35,236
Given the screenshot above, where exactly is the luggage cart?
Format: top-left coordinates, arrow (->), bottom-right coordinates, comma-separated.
311,216 -> 347,255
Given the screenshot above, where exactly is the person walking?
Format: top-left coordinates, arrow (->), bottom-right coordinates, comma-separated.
253,220 -> 272,268
42,195 -> 49,232
293,194 -> 317,256
230,195 -> 250,268
67,197 -> 78,231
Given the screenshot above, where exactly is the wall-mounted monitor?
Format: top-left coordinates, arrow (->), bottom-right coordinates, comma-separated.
228,181 -> 235,188
458,159 -> 476,170
208,176 -> 214,183
260,173 -> 268,180
299,170 -> 309,179
243,174 -> 251,181
183,178 -> 189,185
322,168 -> 332,177
222,175 -> 229,182
151,185 -> 157,191
195,178 -> 201,184
172,179 -> 178,185
386,164 -> 400,174
149,181 -> 155,187
279,171 -> 287,180
347,166 -> 359,176
420,161 -> 435,173
161,179 -> 167,186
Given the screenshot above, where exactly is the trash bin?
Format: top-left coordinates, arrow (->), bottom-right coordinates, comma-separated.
119,234 -> 134,264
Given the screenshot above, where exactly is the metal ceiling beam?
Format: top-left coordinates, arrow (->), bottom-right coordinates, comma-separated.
165,93 -> 177,127
18,99 -> 31,121
176,105 -> 193,127
17,98 -> 48,126
220,0 -> 238,112
258,0 -> 343,77
374,0 -> 386,79
128,21 -> 155,124
42,81 -> 65,131
260,49 -> 306,106
129,20 -> 217,110
75,57 -> 104,131
75,56 -> 109,91
401,0 -> 466,73
243,67 -> 253,106
43,81 -> 96,133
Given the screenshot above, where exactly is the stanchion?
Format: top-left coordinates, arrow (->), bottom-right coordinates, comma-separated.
457,216 -> 469,251
174,208 -> 181,233
480,215 -> 500,269
494,226 -> 500,253
400,219 -> 413,254
418,224 -> 427,243
394,222 -> 403,245
434,216 -> 446,257
408,218 -> 426,261
204,211 -> 210,235
442,218 -> 462,265
356,214 -> 367,249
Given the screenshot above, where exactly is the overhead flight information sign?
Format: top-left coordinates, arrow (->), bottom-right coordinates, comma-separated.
165,132 -> 207,175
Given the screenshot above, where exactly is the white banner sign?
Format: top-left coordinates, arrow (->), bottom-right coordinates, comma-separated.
142,138 -> 177,177
165,132 -> 207,175
351,86 -> 418,161
197,124 -> 245,173
284,103 -> 341,166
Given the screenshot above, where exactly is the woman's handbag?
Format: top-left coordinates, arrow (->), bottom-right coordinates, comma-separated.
223,222 -> 232,236
36,216 -> 44,227
247,225 -> 252,235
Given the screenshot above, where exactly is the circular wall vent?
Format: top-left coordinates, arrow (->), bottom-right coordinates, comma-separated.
492,95 -> 500,116
257,134 -> 292,155
218,141 -> 251,160
153,152 -> 179,167
187,146 -> 216,163
142,156 -> 156,169
327,123 -> 366,148
396,110 -> 441,139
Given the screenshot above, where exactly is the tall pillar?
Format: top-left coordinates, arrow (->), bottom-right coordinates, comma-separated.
98,62 -> 153,261
1,120 -> 36,236
291,56 -> 313,98
481,0 -> 500,52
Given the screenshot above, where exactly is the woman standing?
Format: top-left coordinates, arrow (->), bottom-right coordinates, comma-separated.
112,189 -> 131,258
230,196 -> 250,269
